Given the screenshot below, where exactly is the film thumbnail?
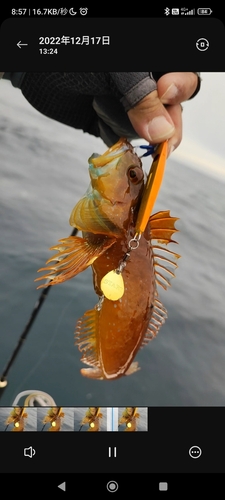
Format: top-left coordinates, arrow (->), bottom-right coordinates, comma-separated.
0,406 -> 148,431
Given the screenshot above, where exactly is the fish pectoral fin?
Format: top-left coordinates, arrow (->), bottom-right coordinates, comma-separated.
75,307 -> 101,371
35,235 -> 116,289
70,197 -> 120,236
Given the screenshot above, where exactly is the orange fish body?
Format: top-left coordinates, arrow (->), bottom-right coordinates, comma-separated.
36,139 -> 179,380
78,226 -> 156,379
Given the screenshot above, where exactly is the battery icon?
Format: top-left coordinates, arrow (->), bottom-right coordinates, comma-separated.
197,8 -> 213,15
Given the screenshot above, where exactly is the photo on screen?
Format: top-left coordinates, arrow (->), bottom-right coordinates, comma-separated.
74,406 -> 107,431
0,406 -> 37,431
37,406 -> 74,431
0,71 -> 224,410
118,407 -> 148,431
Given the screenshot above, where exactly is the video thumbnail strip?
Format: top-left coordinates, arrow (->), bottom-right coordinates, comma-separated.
0,406 -> 148,432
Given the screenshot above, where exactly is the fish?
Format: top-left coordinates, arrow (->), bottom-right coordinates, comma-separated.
35,138 -> 180,380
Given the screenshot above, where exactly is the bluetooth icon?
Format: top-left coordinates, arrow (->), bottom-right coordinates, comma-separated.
164,7 -> 170,15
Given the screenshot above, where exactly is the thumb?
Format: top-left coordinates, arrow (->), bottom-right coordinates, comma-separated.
127,90 -> 175,143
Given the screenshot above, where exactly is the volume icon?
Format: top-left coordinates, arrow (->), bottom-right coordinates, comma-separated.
24,446 -> 36,458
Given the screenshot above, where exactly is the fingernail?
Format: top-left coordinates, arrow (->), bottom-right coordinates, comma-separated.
167,144 -> 175,158
147,116 -> 175,142
161,83 -> 179,102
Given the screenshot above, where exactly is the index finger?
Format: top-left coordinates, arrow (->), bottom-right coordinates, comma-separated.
158,72 -> 200,105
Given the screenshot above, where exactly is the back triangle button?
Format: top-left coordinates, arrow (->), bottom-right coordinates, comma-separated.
58,482 -> 66,492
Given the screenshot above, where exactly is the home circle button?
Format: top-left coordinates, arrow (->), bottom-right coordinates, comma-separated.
106,481 -> 119,492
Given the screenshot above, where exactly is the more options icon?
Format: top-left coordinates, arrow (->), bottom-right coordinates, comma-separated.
189,445 -> 202,459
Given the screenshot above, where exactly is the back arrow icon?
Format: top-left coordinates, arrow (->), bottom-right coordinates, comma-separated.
17,41 -> 28,48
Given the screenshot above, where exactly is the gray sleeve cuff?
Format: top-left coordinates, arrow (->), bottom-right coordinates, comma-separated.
109,72 -> 201,111
109,72 -> 157,112
120,76 -> 157,112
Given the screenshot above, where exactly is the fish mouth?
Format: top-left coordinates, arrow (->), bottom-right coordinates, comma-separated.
90,137 -> 132,168
88,188 -> 126,207
99,196 -> 126,206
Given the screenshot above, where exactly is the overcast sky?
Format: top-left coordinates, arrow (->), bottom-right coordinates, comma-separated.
171,72 -> 225,180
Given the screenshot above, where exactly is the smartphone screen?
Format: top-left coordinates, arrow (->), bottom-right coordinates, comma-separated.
0,5 -> 224,496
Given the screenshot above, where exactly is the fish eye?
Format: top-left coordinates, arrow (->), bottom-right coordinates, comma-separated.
128,167 -> 143,183
129,169 -> 137,178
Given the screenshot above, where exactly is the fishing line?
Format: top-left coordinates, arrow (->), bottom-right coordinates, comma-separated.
13,294 -> 75,396
0,227 -> 78,398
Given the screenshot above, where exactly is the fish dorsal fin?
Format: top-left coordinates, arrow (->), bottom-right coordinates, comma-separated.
153,245 -> 180,290
35,235 -> 116,288
140,210 -> 180,348
75,307 -> 101,369
150,210 -> 179,244
141,295 -> 168,348
149,210 -> 181,290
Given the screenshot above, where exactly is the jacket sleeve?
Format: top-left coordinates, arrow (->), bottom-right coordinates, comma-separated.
2,72 -> 201,146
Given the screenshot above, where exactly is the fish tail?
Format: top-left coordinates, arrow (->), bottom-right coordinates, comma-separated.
80,368 -> 104,379
124,362 -> 140,376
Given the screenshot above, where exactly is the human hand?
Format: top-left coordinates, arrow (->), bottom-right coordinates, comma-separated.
8,71 -> 200,154
127,72 -> 200,156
